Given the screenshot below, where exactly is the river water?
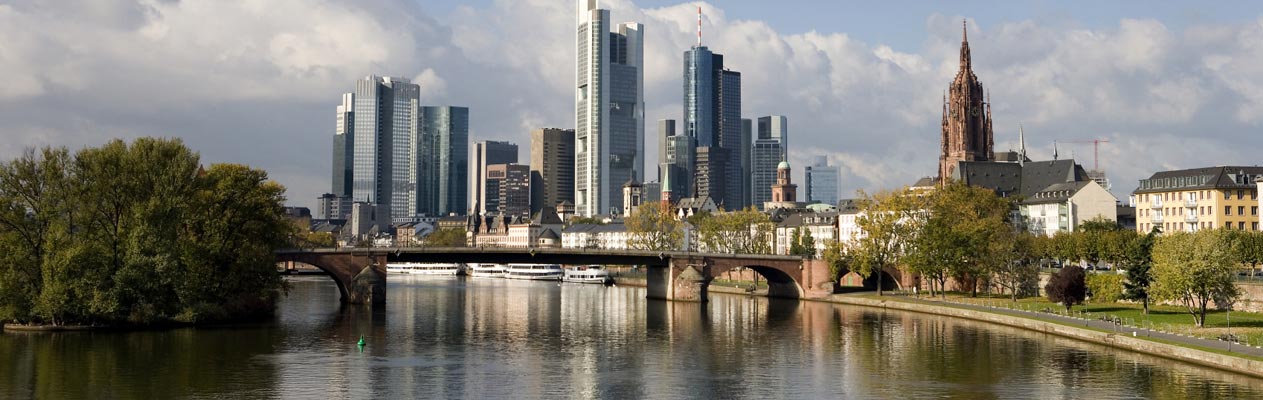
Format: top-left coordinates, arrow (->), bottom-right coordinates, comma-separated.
3,275 -> 1261,399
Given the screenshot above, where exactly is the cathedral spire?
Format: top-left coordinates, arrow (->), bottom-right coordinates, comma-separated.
1053,140 -> 1060,160
960,19 -> 972,70
1018,124 -> 1027,165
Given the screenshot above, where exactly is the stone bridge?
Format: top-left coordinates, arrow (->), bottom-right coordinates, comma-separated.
275,247 -> 838,304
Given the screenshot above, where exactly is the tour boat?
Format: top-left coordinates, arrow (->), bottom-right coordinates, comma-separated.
468,263 -> 508,278
386,262 -> 464,275
563,265 -> 612,284
503,263 -> 564,281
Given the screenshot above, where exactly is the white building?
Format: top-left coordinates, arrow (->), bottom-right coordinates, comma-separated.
562,223 -> 631,250
1020,180 -> 1118,236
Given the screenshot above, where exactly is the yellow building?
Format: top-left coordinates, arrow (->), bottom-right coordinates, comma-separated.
1133,166 -> 1262,234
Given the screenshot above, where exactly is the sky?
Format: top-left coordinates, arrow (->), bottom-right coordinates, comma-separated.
3,0 -> 1263,211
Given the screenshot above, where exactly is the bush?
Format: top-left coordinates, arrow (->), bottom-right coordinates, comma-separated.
1045,265 -> 1087,311
1085,273 -> 1124,303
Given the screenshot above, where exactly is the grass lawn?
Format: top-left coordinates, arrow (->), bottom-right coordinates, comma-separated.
931,293 -> 1263,346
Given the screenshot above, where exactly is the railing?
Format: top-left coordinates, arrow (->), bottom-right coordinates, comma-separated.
1185,199 -> 1198,208
1185,214 -> 1198,222
1150,199 -> 1163,208
1152,214 -> 1164,223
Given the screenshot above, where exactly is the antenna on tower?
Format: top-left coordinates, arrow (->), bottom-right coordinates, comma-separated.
697,6 -> 703,47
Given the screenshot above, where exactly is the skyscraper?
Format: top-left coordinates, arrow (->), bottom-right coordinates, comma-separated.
740,118 -> 752,209
805,155 -> 840,205
350,75 -> 420,223
575,1 -> 644,217
530,128 -> 575,214
658,119 -> 693,198
752,115 -> 788,210
475,140 -> 518,214
332,93 -> 354,198
683,41 -> 742,209
484,163 -> 531,218
418,106 -> 469,217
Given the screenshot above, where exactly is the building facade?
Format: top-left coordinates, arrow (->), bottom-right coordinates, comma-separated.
683,45 -> 742,210
1020,181 -> 1118,236
474,140 -> 518,214
484,163 -> 531,218
752,115 -> 788,210
332,93 -> 354,198
939,22 -> 994,183
576,1 -> 644,216
418,106 -> 469,218
805,155 -> 840,205
1133,166 -> 1263,234
349,76 -> 419,222
530,128 -> 575,214
316,192 -> 354,220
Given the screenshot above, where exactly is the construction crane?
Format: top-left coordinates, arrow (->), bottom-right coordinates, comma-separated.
1059,139 -> 1111,171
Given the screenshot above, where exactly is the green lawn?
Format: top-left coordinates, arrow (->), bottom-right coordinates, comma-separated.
934,293 -> 1263,346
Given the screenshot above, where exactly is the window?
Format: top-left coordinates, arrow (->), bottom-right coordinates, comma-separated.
1255,222 -> 1260,231
1239,190 -> 1245,200
1254,191 -> 1259,200
1226,222 -> 1233,229
1254,206 -> 1259,216
1239,206 -> 1246,216
1226,206 -> 1232,216
1226,191 -> 1232,200
1240,221 -> 1247,230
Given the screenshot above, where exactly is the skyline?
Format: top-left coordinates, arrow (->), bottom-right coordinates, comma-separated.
4,1 -> 1263,210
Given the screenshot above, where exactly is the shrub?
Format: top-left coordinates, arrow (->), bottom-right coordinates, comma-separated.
1045,265 -> 1087,311
1085,273 -> 1124,303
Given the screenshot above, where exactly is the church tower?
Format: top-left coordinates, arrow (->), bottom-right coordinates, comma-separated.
939,20 -> 994,184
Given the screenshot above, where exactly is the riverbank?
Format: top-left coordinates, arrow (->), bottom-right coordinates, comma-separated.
613,275 -> 1263,379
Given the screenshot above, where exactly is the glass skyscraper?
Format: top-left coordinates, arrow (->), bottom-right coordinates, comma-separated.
805,155 -> 840,205
474,140 -> 518,214
575,1 -> 643,217
350,75 -> 419,222
419,106 -> 469,217
683,44 -> 742,209
752,115 -> 788,210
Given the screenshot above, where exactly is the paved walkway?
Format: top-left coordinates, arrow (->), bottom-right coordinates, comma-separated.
894,296 -> 1263,358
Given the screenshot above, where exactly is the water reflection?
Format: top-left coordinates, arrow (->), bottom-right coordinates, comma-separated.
2,276 -> 1261,399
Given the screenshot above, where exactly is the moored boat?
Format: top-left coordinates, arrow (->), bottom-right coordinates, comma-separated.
563,265 -> 612,284
468,263 -> 508,278
504,263 -> 564,281
386,262 -> 464,275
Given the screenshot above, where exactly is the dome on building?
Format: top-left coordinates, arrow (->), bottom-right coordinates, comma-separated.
778,160 -> 791,170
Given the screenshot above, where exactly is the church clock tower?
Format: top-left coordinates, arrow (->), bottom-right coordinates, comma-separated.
939,20 -> 994,184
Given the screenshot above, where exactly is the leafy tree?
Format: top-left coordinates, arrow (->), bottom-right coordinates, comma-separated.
1151,229 -> 1241,327
1122,228 -> 1157,314
424,228 -> 467,247
1085,273 -> 1124,303
821,240 -> 849,284
989,228 -> 1039,301
694,207 -> 772,254
904,182 -> 1010,297
852,188 -> 922,296
788,227 -> 816,258
1045,265 -> 1087,311
626,202 -> 683,251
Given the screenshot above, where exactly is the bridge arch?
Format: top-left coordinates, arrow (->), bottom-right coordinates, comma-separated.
708,259 -> 805,299
275,251 -> 387,304
836,266 -> 904,292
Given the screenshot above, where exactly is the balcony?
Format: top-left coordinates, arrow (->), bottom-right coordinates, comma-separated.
1185,214 -> 1198,222
1150,199 -> 1163,208
1184,199 -> 1198,208
1152,214 -> 1164,223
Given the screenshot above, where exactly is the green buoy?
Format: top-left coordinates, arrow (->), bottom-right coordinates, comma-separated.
357,335 -> 366,351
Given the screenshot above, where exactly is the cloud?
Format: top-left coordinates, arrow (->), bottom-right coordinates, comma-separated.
1,0 -> 1262,209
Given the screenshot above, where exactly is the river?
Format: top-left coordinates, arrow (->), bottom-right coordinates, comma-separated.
2,275 -> 1261,399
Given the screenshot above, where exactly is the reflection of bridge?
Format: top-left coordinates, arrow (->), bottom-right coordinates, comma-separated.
275,247 -> 846,304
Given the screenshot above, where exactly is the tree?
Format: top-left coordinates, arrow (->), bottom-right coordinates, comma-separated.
989,228 -> 1039,301
821,240 -> 849,285
1045,265 -> 1087,311
904,182 -> 1010,297
1122,228 -> 1157,314
788,227 -> 816,258
852,188 -> 921,296
625,202 -> 683,251
694,207 -> 772,254
1151,229 -> 1241,327
424,228 -> 467,247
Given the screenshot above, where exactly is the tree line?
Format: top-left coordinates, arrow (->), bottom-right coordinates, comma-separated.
0,138 -> 291,326
831,182 -> 1250,327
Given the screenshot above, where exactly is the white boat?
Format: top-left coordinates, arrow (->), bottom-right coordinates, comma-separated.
563,265 -> 612,284
386,262 -> 464,275
504,263 -> 564,281
468,263 -> 507,278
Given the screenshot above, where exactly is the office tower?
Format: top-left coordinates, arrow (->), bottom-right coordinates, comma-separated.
683,38 -> 741,209
332,93 -> 354,197
740,118 -> 752,209
805,155 -> 840,205
316,193 -> 354,220
475,140 -> 519,214
485,163 -> 531,218
530,128 -> 576,214
575,1 -> 644,216
658,119 -> 693,198
752,115 -> 788,210
349,75 -> 420,223
418,106 -> 469,217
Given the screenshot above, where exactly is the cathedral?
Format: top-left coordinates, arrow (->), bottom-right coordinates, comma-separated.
939,21 -> 994,184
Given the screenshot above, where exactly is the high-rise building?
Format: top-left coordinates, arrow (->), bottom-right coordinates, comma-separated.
658,119 -> 693,198
484,163 -> 531,218
350,75 -> 420,223
683,43 -> 742,209
576,1 -> 644,216
332,93 -> 354,197
740,118 -> 752,209
530,128 -> 576,214
939,21 -> 994,183
475,140 -> 518,214
316,193 -> 353,220
418,106 -> 469,217
752,115 -> 788,210
805,155 -> 840,205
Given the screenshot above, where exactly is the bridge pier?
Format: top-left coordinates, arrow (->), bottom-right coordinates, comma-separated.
277,252 -> 387,305
647,256 -> 711,302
